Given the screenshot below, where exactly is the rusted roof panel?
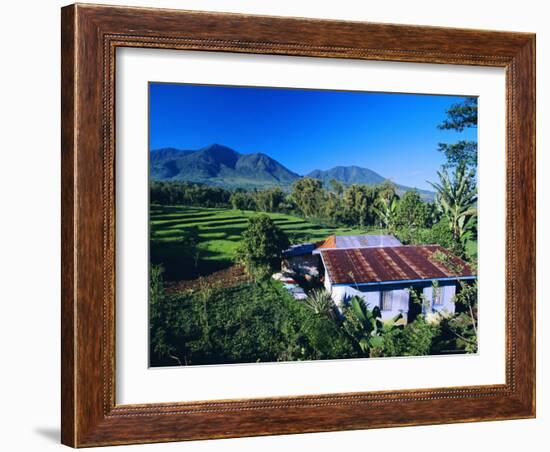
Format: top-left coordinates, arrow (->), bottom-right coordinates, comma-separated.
321,245 -> 475,285
316,235 -> 337,249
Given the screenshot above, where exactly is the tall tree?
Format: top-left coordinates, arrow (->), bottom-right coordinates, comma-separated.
325,192 -> 344,225
343,184 -> 378,227
437,97 -> 478,170
428,164 -> 477,244
254,187 -> 285,212
377,180 -> 398,203
230,189 -> 255,211
394,190 -> 431,230
328,178 -> 345,197
290,177 -> 326,219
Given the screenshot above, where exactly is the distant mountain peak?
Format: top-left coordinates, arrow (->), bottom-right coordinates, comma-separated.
149,144 -> 434,199
307,166 -> 386,185
150,144 -> 299,189
200,143 -> 236,152
307,165 -> 434,200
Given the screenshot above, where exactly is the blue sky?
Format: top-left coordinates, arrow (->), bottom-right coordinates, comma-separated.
149,83 -> 476,190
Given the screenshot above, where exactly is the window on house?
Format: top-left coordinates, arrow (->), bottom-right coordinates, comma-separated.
380,291 -> 393,311
432,287 -> 443,306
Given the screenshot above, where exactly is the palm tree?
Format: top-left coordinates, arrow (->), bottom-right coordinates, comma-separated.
428,164 -> 477,243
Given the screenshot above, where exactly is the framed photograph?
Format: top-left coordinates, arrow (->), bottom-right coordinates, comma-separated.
61,3 -> 536,447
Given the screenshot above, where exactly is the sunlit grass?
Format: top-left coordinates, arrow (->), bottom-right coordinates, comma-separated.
150,204 -> 380,269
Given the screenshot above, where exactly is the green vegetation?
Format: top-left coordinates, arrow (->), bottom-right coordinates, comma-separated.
305,290 -> 336,317
150,276 -> 471,366
150,204 -> 380,281
150,278 -> 358,366
437,97 -> 478,170
340,296 -> 402,357
235,215 -> 290,280
429,164 -> 477,246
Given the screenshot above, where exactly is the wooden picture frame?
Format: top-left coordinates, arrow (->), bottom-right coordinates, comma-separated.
61,3 -> 535,447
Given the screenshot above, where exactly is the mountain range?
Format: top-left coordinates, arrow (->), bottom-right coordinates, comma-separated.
150,144 -> 434,200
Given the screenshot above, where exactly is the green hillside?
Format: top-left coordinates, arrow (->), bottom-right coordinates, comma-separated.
150,205 -> 381,281
150,144 -> 300,189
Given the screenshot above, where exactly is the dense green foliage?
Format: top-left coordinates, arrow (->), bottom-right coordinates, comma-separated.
393,318 -> 440,356
372,196 -> 398,232
429,164 -> 477,246
235,215 -> 290,280
437,97 -> 478,170
150,279 -> 358,366
150,276 -> 471,366
290,177 -> 326,219
150,180 -> 231,207
395,219 -> 456,251
394,190 -> 433,230
341,296 -> 402,357
305,290 -> 335,317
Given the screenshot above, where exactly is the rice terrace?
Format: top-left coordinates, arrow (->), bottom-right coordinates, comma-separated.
150,205 -> 374,282
148,82 -> 479,367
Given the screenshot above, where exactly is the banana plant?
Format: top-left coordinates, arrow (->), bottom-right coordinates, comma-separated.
428,163 -> 477,243
372,196 -> 398,232
342,296 -> 402,356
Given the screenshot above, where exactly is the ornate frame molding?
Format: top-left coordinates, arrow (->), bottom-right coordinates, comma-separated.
62,4 -> 535,447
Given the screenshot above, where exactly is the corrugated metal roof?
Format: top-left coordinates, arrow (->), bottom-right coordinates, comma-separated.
335,235 -> 402,248
314,234 -> 401,253
321,245 -> 474,285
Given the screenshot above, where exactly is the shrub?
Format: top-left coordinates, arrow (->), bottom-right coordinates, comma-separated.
305,289 -> 335,317
395,318 -> 440,356
235,214 -> 289,280
395,219 -> 462,255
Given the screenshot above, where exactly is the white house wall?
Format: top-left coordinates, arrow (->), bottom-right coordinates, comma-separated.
324,268 -> 332,293
422,284 -> 456,315
385,290 -> 410,321
329,285 -> 410,323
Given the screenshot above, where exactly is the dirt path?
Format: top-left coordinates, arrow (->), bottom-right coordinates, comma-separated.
166,265 -> 249,293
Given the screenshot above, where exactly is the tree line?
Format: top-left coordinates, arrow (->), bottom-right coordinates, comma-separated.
150,97 -> 478,261
150,167 -> 476,260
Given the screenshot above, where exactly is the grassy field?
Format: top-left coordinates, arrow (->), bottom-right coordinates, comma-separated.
150,204 -> 382,281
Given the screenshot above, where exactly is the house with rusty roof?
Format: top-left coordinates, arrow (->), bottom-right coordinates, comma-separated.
283,234 -> 476,323
318,244 -> 476,323
282,234 -> 402,277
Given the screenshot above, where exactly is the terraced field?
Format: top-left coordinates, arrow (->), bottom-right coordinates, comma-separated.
150,204 -> 380,281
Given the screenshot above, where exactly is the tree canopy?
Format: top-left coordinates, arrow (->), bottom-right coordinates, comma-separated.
437,97 -> 478,170
429,164 -> 477,251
